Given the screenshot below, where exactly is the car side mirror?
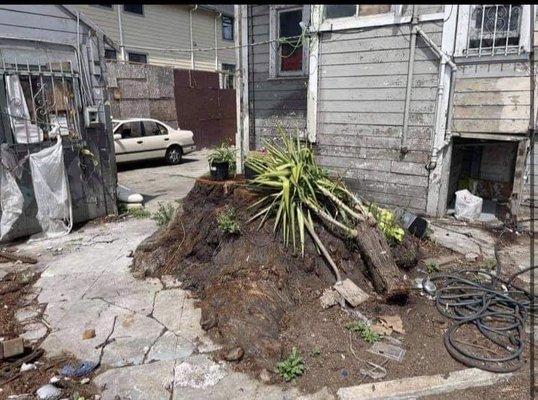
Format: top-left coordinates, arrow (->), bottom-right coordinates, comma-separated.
113,133 -> 122,140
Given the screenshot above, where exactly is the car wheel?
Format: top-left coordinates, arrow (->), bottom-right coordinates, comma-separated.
165,146 -> 183,165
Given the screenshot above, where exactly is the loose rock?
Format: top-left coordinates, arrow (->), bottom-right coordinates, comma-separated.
224,346 -> 244,362
82,329 -> 96,340
320,288 -> 340,309
259,368 -> 272,383
465,252 -> 480,262
36,384 -> 61,400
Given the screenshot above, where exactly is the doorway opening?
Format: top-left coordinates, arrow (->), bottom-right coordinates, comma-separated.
446,137 -> 518,222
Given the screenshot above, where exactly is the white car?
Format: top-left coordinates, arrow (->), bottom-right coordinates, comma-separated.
112,118 -> 196,164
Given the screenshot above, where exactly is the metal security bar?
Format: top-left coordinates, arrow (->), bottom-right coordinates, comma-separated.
466,4 -> 523,56
0,57 -> 82,143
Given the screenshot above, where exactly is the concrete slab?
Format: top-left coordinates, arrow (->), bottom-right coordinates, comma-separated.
146,330 -> 195,363
337,368 -> 514,400
94,360 -> 175,400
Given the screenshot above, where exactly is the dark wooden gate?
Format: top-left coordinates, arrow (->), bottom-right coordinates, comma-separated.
174,69 -> 236,149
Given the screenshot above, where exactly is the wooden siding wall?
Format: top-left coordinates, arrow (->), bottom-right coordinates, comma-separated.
452,64 -> 531,135
315,21 -> 444,213
74,5 -> 235,71
247,5 -> 309,149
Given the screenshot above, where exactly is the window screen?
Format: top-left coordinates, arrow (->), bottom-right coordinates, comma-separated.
324,5 -> 356,19
124,4 -> 143,15
128,52 -> 147,64
279,9 -> 303,72
222,16 -> 234,40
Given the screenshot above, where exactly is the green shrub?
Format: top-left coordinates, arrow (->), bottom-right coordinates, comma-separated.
128,207 -> 151,219
346,321 -> 381,344
217,207 -> 240,234
152,202 -> 176,227
275,347 -> 305,382
426,260 -> 439,274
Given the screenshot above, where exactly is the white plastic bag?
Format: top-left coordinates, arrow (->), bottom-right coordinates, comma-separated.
0,165 -> 24,240
454,189 -> 483,221
28,137 -> 72,240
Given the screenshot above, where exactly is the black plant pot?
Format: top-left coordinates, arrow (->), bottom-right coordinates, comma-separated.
244,164 -> 258,180
210,161 -> 229,181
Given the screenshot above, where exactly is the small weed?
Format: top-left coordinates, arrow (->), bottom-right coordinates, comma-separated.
426,260 -> 439,274
310,347 -> 321,357
483,258 -> 497,271
275,347 -> 305,382
128,207 -> 151,219
346,321 -> 381,344
217,207 -> 240,234
152,202 -> 176,227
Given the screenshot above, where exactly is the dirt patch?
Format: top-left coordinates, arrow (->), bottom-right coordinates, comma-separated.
130,178 -> 523,394
0,268 -> 99,399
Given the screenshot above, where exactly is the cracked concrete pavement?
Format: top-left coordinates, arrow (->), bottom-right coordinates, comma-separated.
5,151 -> 333,399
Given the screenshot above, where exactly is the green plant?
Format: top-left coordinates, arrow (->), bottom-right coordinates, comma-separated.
275,347 -> 305,382
217,207 -> 240,234
367,203 -> 405,244
310,347 -> 321,357
426,261 -> 439,274
209,142 -> 236,166
483,258 -> 497,270
247,127 -> 372,282
128,207 -> 151,219
346,321 -> 381,344
152,202 -> 176,227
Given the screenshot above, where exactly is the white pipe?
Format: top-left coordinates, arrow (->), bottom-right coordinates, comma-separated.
189,5 -> 198,70
117,5 -> 125,60
214,12 -> 221,72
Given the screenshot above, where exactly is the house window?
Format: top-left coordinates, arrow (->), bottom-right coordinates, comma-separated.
123,4 -> 143,15
104,48 -> 117,60
128,52 -> 147,64
467,5 -> 522,55
324,5 -> 392,19
221,63 -> 235,89
279,9 -> 304,73
222,16 -> 234,40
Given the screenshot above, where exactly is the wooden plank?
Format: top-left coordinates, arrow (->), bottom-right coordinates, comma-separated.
319,74 -> 439,90
317,145 -> 430,164
320,48 -> 436,66
455,77 -> 531,92
453,119 -> 530,134
454,91 -> 531,106
453,105 -> 530,120
321,34 -> 442,54
319,99 -> 436,114
319,87 -> 438,102
319,61 -> 438,77
316,134 -> 432,151
457,62 -> 530,79
321,22 -> 442,43
316,155 -> 393,172
351,178 -> 428,198
390,161 -> 427,176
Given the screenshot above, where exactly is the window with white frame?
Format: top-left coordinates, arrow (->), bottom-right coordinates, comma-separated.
324,5 -> 393,19
269,6 -> 308,78
316,5 -> 403,32
455,4 -> 530,57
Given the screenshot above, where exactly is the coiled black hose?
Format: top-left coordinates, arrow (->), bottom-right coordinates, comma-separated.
427,266 -> 536,373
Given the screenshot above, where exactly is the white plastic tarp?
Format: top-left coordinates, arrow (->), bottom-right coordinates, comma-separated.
5,75 -> 44,144
0,164 -> 24,241
28,137 -> 72,240
454,189 -> 483,221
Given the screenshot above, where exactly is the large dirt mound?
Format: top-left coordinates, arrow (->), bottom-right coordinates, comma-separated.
131,178 -> 414,378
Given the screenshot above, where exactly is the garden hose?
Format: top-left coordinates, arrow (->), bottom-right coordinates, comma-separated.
428,266 -> 536,373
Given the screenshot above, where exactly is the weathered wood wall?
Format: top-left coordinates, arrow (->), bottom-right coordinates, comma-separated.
107,61 -> 178,128
247,5 -> 309,149
315,19 -> 444,214
452,64 -> 531,135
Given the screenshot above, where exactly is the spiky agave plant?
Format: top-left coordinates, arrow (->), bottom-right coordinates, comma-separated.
246,127 -> 370,282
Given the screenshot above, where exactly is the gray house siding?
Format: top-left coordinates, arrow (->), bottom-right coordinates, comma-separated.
247,5 -> 308,149
0,5 -> 117,241
316,20 -> 444,214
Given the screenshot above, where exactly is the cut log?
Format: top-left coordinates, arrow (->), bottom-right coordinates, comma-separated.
354,223 -> 409,301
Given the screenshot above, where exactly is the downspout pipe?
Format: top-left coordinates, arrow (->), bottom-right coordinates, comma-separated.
414,26 -> 457,171
190,5 -> 198,70
117,5 -> 126,61
401,6 -> 417,154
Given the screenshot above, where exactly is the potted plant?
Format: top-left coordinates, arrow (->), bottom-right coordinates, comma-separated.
208,143 -> 235,181
244,148 -> 268,180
